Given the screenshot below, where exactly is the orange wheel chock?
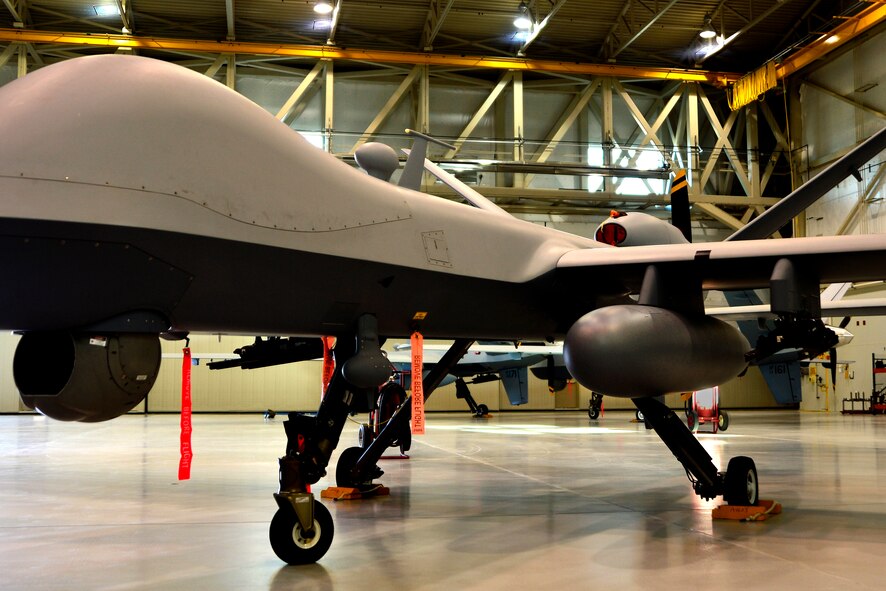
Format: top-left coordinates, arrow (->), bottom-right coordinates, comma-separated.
712,499 -> 781,521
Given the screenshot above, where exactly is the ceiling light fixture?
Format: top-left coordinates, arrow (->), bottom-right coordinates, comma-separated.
314,1 -> 334,15
699,14 -> 716,39
514,1 -> 532,30
92,5 -> 120,18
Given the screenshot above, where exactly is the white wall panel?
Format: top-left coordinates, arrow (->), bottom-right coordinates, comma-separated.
0,332 -> 21,412
804,30 -> 885,239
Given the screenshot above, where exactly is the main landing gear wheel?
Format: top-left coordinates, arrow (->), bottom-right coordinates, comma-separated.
588,405 -> 600,420
398,427 -> 411,455
723,456 -> 758,506
358,424 -> 374,449
475,403 -> 490,418
686,410 -> 699,433
375,382 -> 411,454
269,500 -> 334,565
335,446 -> 366,488
718,410 -> 730,432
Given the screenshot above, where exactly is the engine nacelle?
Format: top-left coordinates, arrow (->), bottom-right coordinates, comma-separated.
14,332 -> 161,422
564,305 -> 749,398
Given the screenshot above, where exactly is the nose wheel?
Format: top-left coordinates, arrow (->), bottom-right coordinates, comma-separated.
269,500 -> 334,565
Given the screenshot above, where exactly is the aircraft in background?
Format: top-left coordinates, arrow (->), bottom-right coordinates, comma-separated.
2,55 -> 886,565
387,343 -> 549,415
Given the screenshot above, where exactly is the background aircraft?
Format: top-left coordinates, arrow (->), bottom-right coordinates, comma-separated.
2,55 -> 886,565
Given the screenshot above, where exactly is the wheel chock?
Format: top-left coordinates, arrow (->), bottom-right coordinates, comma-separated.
320,485 -> 390,501
712,499 -> 781,521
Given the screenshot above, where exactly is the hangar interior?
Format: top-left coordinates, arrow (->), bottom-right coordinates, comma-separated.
1,0 -> 884,415
1,1 -> 886,589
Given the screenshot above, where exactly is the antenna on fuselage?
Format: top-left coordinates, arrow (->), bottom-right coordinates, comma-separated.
400,129 -> 512,218
399,129 -> 455,191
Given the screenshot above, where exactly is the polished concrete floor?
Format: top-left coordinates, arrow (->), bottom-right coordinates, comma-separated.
3,409 -> 886,590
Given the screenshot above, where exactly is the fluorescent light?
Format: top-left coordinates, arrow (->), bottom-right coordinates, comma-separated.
514,15 -> 532,29
314,1 -> 334,15
93,5 -> 120,18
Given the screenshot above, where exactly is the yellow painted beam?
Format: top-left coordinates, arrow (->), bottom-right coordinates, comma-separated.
776,3 -> 886,80
0,27 -> 741,85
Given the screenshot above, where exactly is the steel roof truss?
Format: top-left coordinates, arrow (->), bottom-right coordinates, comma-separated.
445,71 -> 514,159
276,60 -> 326,124
698,86 -> 751,196
421,0 -> 454,51
353,64 -> 421,151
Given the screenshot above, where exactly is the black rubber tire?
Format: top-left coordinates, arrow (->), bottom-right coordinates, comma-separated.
269,501 -> 334,565
335,446 -> 365,488
376,382 -> 407,446
718,410 -> 730,432
399,424 -> 412,454
687,411 -> 699,433
476,403 -> 489,417
588,405 -> 600,420
635,410 -> 644,422
358,424 -> 374,449
723,456 -> 759,506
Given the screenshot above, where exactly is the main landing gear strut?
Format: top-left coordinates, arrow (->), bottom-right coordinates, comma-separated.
633,396 -> 758,506
269,315 -> 473,565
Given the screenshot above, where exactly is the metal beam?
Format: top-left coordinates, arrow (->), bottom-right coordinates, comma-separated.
424,185 -> 778,207
529,80 -> 601,167
0,42 -> 16,67
758,101 -> 790,193
698,0 -> 794,64
597,1 -> 631,59
776,2 -> 886,80
444,71 -> 513,158
327,0 -> 342,46
694,202 -> 745,230
513,70 -> 524,188
2,0 -> 20,23
698,109 -> 739,190
225,0 -> 235,41
352,65 -> 421,151
421,0 -> 454,51
0,27 -> 741,84
517,0 -> 568,57
276,60 -> 326,122
836,163 -> 886,235
114,0 -> 131,33
26,6 -> 125,35
746,102 -> 761,199
698,86 -> 752,196
803,79 -> 886,120
416,65 -> 430,134
611,0 -> 680,58
204,54 -> 226,77
16,41 -> 25,77
613,79 -> 678,168
226,54 -> 236,90
324,61 -> 334,152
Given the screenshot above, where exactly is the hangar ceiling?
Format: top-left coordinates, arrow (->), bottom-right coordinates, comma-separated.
1,1 -> 883,228
0,1 -> 873,71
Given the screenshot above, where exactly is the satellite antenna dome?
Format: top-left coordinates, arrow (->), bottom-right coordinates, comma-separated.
354,142 -> 400,182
